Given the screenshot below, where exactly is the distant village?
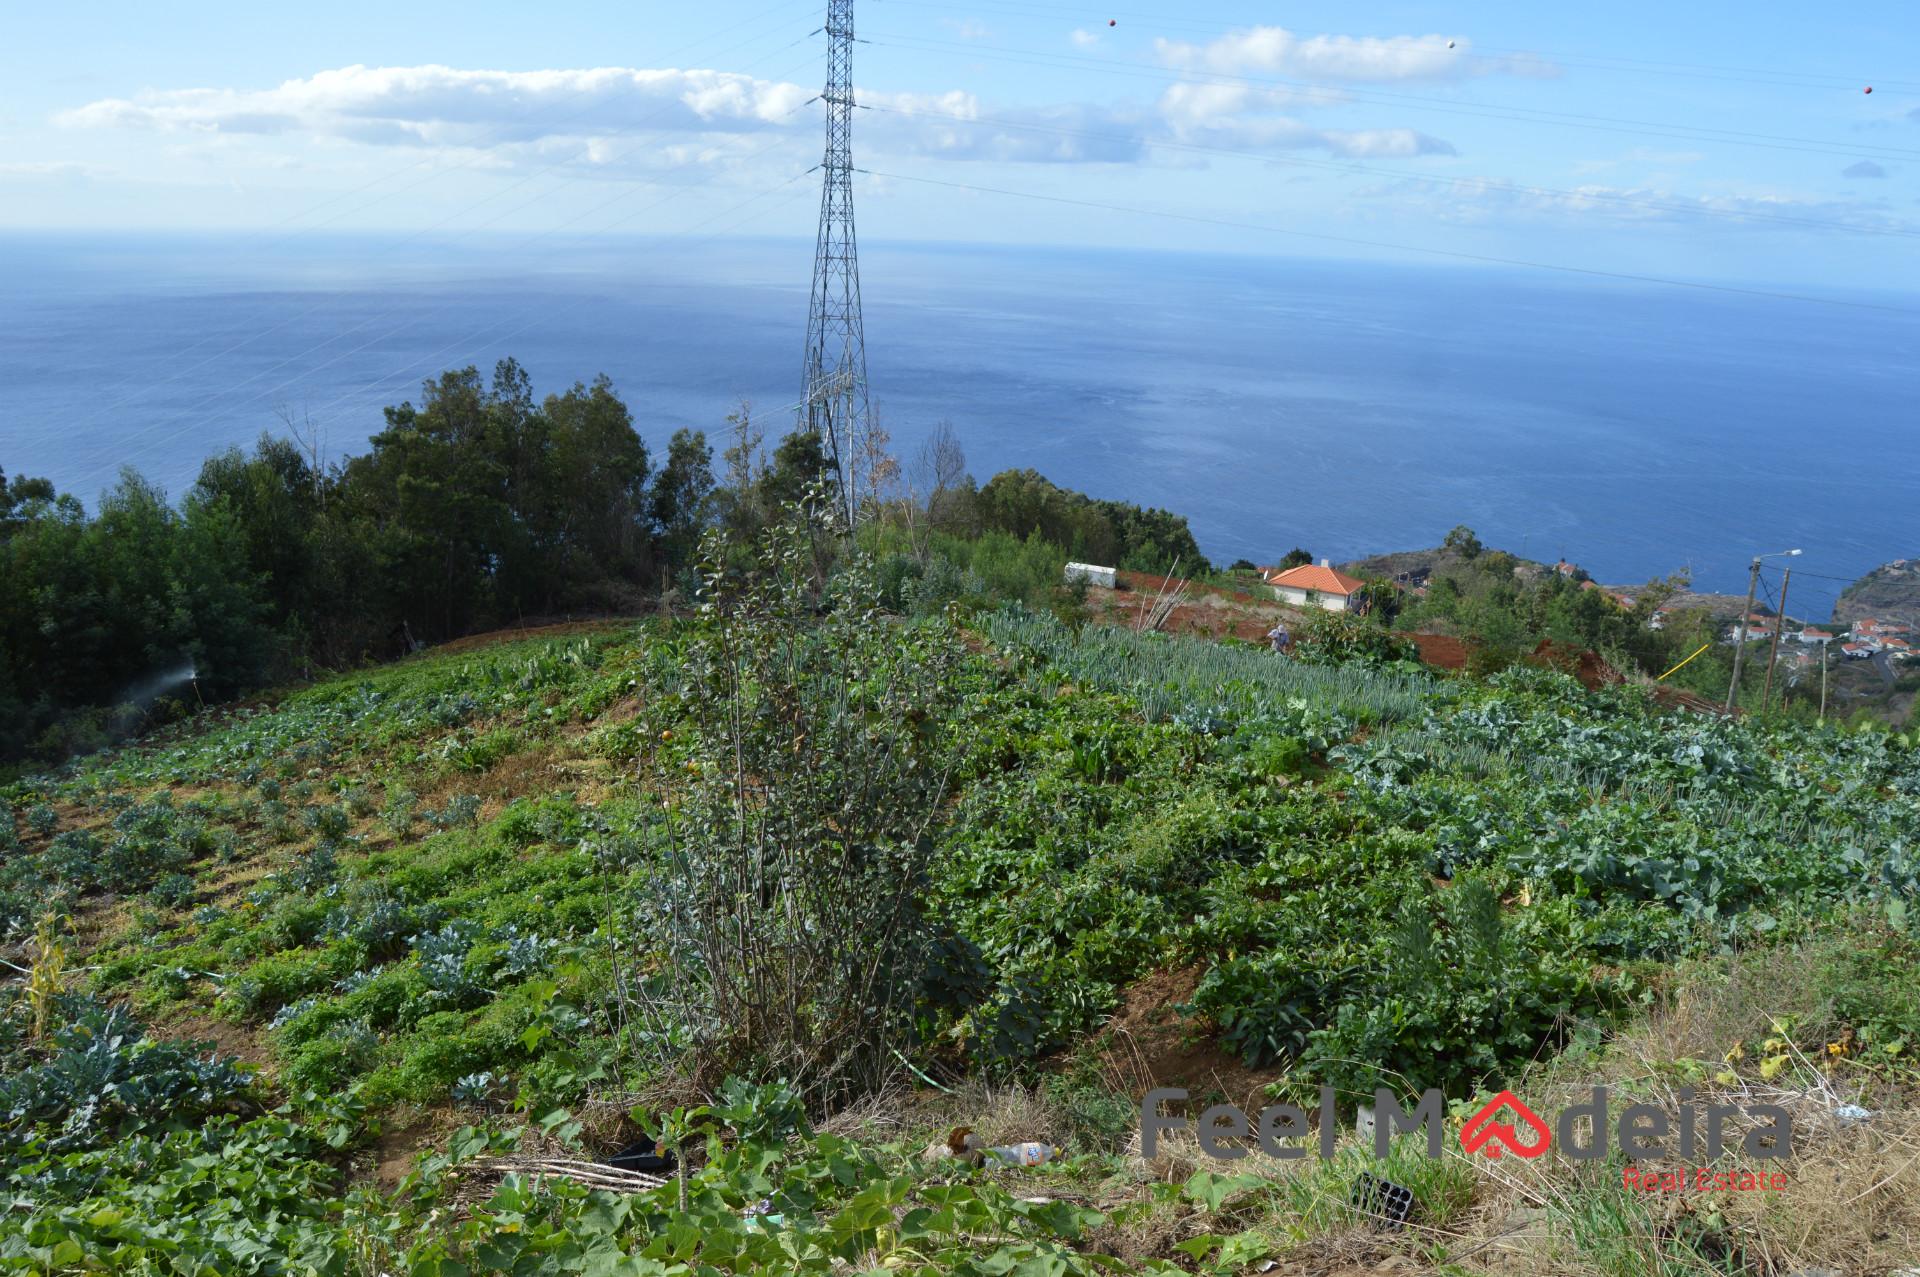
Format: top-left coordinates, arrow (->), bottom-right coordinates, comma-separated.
1064,551 -> 1919,677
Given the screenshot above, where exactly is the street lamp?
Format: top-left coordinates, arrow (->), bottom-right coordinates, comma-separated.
1726,549 -> 1802,711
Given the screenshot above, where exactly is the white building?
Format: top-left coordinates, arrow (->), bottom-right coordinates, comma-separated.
1063,562 -> 1116,590
1265,560 -> 1366,612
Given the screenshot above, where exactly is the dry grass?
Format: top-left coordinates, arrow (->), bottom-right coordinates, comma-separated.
1462,945 -> 1920,1276
876,942 -> 1920,1276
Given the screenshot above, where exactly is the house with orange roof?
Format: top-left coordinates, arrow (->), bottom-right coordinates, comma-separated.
1266,559 -> 1367,612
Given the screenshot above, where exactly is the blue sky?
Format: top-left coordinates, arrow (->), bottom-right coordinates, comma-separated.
3,1 -> 1916,287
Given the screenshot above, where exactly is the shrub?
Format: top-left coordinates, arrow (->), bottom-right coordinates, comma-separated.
413,921 -> 488,1008
382,788 -> 418,836
628,501 -> 969,1104
429,794 -> 482,829
0,998 -> 255,1155
302,803 -> 351,841
1291,607 -> 1417,668
148,873 -> 197,910
283,844 -> 339,893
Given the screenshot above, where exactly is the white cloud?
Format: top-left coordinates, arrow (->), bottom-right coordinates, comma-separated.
57,60 -> 1459,172
0,160 -> 106,179
1157,82 -> 1452,158
1156,27 -> 1553,83
1358,174 -> 1913,234
1159,82 -> 1347,123
1571,148 -> 1706,176
60,65 -> 813,149
1069,29 -> 1100,49
941,18 -> 992,41
866,91 -> 1150,164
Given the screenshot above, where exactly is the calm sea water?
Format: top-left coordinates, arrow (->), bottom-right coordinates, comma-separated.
3,232 -> 1915,615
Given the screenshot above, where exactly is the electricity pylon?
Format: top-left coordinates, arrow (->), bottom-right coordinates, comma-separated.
800,0 -> 870,528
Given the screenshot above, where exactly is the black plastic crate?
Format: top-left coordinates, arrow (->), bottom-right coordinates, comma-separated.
1350,1172 -> 1415,1230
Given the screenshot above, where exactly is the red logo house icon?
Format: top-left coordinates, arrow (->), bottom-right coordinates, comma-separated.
1460,1091 -> 1553,1159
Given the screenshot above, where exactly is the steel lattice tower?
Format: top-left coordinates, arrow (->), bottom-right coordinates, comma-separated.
801,0 -> 869,527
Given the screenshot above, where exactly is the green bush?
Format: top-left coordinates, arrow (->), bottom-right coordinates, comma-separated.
0,997 -> 256,1156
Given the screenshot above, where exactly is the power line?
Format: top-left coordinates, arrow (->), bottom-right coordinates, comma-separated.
63,32 -> 818,447
1464,42 -> 1919,94
284,174 -> 818,446
870,0 -> 1920,93
1766,567 -> 1894,585
72,0 -> 822,411
65,130 -> 817,493
57,52 -> 822,488
865,31 -> 1920,163
857,166 -> 1920,315
863,101 -> 1920,241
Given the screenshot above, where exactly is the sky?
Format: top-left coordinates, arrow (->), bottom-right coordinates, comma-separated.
2,2 -> 1918,288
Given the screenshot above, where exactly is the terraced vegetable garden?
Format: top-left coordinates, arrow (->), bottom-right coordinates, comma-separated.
3,578 -> 1918,1273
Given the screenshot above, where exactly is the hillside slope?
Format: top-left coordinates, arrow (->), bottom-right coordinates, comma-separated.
4,596 -> 1919,1273
1836,557 -> 1920,625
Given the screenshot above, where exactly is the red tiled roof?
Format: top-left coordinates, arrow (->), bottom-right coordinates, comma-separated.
1267,563 -> 1367,595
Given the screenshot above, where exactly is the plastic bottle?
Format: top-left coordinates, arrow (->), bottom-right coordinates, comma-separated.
985,1142 -> 1058,1167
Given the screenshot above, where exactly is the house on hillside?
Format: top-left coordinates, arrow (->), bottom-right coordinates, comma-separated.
1842,642 -> 1875,660
1266,560 -> 1366,612
1797,627 -> 1834,644
1852,618 -> 1913,641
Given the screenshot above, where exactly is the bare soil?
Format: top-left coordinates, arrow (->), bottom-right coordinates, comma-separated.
1094,965 -> 1285,1113
431,618 -> 627,656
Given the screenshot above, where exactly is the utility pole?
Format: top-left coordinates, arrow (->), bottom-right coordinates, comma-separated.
1725,558 -> 1762,713
800,0 -> 871,530
1726,548 -> 1801,712
1761,567 -> 1790,713
1818,636 -> 1830,721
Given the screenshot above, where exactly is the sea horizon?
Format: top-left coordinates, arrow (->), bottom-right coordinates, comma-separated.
5,230 -> 1916,616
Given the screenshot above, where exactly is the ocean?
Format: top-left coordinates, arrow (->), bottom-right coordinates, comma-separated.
3,231 -> 1915,616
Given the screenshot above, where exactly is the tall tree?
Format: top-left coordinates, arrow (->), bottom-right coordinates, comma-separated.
651,428 -> 715,577
338,365 -> 515,639
190,435 -> 322,632
538,375 -> 652,603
